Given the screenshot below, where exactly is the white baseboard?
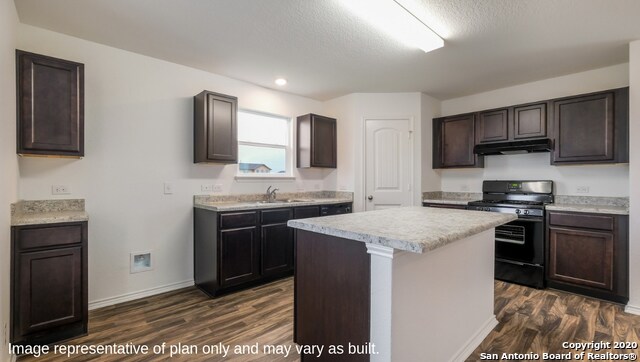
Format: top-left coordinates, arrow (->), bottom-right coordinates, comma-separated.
89,280 -> 194,310
449,315 -> 499,362
625,303 -> 640,316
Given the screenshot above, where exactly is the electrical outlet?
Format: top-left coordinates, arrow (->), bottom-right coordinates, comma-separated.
163,182 -> 174,195
460,185 -> 470,191
201,184 -> 213,192
212,184 -> 223,193
51,185 -> 70,195
576,185 -> 590,194
314,183 -> 321,190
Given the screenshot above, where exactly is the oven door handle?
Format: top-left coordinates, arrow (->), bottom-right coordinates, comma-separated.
495,237 -> 525,245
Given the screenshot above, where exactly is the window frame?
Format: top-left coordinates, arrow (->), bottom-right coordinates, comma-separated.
235,109 -> 294,179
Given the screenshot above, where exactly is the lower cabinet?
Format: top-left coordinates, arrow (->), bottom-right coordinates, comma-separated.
219,226 -> 260,287
546,211 -> 628,303
194,203 -> 347,297
11,222 -> 88,346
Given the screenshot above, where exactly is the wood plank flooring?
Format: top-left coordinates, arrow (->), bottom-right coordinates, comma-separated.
468,281 -> 640,361
17,278 -> 640,361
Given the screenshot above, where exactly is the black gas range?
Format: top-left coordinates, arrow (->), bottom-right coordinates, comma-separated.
468,180 -> 554,288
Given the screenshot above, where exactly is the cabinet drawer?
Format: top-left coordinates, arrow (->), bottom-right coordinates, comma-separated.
17,224 -> 83,250
219,212 -> 257,229
261,208 -> 293,224
548,212 -> 614,231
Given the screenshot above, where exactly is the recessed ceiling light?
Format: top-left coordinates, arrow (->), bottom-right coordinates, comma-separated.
275,78 -> 287,86
340,0 -> 444,53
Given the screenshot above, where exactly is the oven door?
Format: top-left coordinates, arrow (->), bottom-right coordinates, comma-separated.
494,216 -> 544,265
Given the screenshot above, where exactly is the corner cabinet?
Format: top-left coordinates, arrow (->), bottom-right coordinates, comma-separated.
194,203 -> 341,297
432,114 -> 483,169
546,211 -> 628,303
194,90 -> 238,163
16,50 -> 84,157
11,222 -> 88,346
551,88 -> 628,165
297,114 -> 337,168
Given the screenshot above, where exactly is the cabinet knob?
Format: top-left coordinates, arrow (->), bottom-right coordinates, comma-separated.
367,195 -> 373,201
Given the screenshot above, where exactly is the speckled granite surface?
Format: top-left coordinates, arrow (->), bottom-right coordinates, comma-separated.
547,195 -> 629,215
422,191 -> 481,205
11,199 -> 89,226
194,191 -> 353,211
288,206 -> 516,253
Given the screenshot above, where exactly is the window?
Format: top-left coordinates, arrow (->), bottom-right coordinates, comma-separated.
237,110 -> 291,177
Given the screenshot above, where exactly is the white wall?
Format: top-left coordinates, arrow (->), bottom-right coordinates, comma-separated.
16,24 -> 329,304
324,93 -> 428,212
439,64 -> 630,196
626,41 -> 640,312
421,93 -> 441,193
0,0 -> 19,359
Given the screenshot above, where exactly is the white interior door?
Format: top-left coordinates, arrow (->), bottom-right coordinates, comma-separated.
364,118 -> 413,211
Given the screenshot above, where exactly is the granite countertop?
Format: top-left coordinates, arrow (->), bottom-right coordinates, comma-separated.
194,191 -> 353,212
11,199 -> 89,226
546,195 -> 629,215
287,206 -> 516,254
422,191 -> 481,205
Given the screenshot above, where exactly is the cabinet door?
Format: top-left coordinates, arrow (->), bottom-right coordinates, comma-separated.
16,50 -> 84,157
219,227 -> 260,287
548,227 -> 613,290
261,223 -> 294,277
552,92 -> 614,164
15,247 -> 83,337
477,109 -> 508,143
514,102 -> 547,139
311,115 -> 337,168
194,91 -> 238,163
438,115 -> 479,168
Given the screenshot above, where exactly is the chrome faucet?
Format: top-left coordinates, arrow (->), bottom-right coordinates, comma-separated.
266,186 -> 279,202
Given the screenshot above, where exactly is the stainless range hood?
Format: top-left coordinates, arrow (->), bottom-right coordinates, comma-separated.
473,138 -> 553,155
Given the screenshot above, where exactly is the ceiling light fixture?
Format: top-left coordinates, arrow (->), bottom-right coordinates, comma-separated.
275,78 -> 287,86
339,0 -> 444,53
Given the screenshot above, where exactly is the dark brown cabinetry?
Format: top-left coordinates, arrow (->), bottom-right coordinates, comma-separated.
11,222 -> 88,346
514,102 -> 548,139
16,50 -> 84,157
551,88 -> 628,165
546,211 -> 628,303
432,113 -> 483,168
194,203 -> 348,297
297,114 -> 337,168
422,202 -> 467,210
477,102 -> 548,144
477,109 -> 509,143
194,90 -> 238,163
261,209 -> 294,277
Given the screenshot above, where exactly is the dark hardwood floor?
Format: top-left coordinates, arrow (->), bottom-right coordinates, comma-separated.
17,278 -> 640,361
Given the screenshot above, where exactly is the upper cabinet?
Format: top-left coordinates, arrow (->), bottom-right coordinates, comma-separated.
297,113 -> 337,168
16,50 -> 84,157
432,87 -> 628,169
476,102 -> 549,144
432,113 -> 483,168
551,88 -> 628,165
194,90 -> 238,164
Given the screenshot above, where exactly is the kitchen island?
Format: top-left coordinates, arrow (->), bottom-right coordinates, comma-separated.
288,206 -> 516,362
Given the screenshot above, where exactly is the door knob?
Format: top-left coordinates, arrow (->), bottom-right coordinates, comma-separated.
367,195 -> 373,201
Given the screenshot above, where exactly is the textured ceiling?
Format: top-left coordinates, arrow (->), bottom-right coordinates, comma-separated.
13,0 -> 640,100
